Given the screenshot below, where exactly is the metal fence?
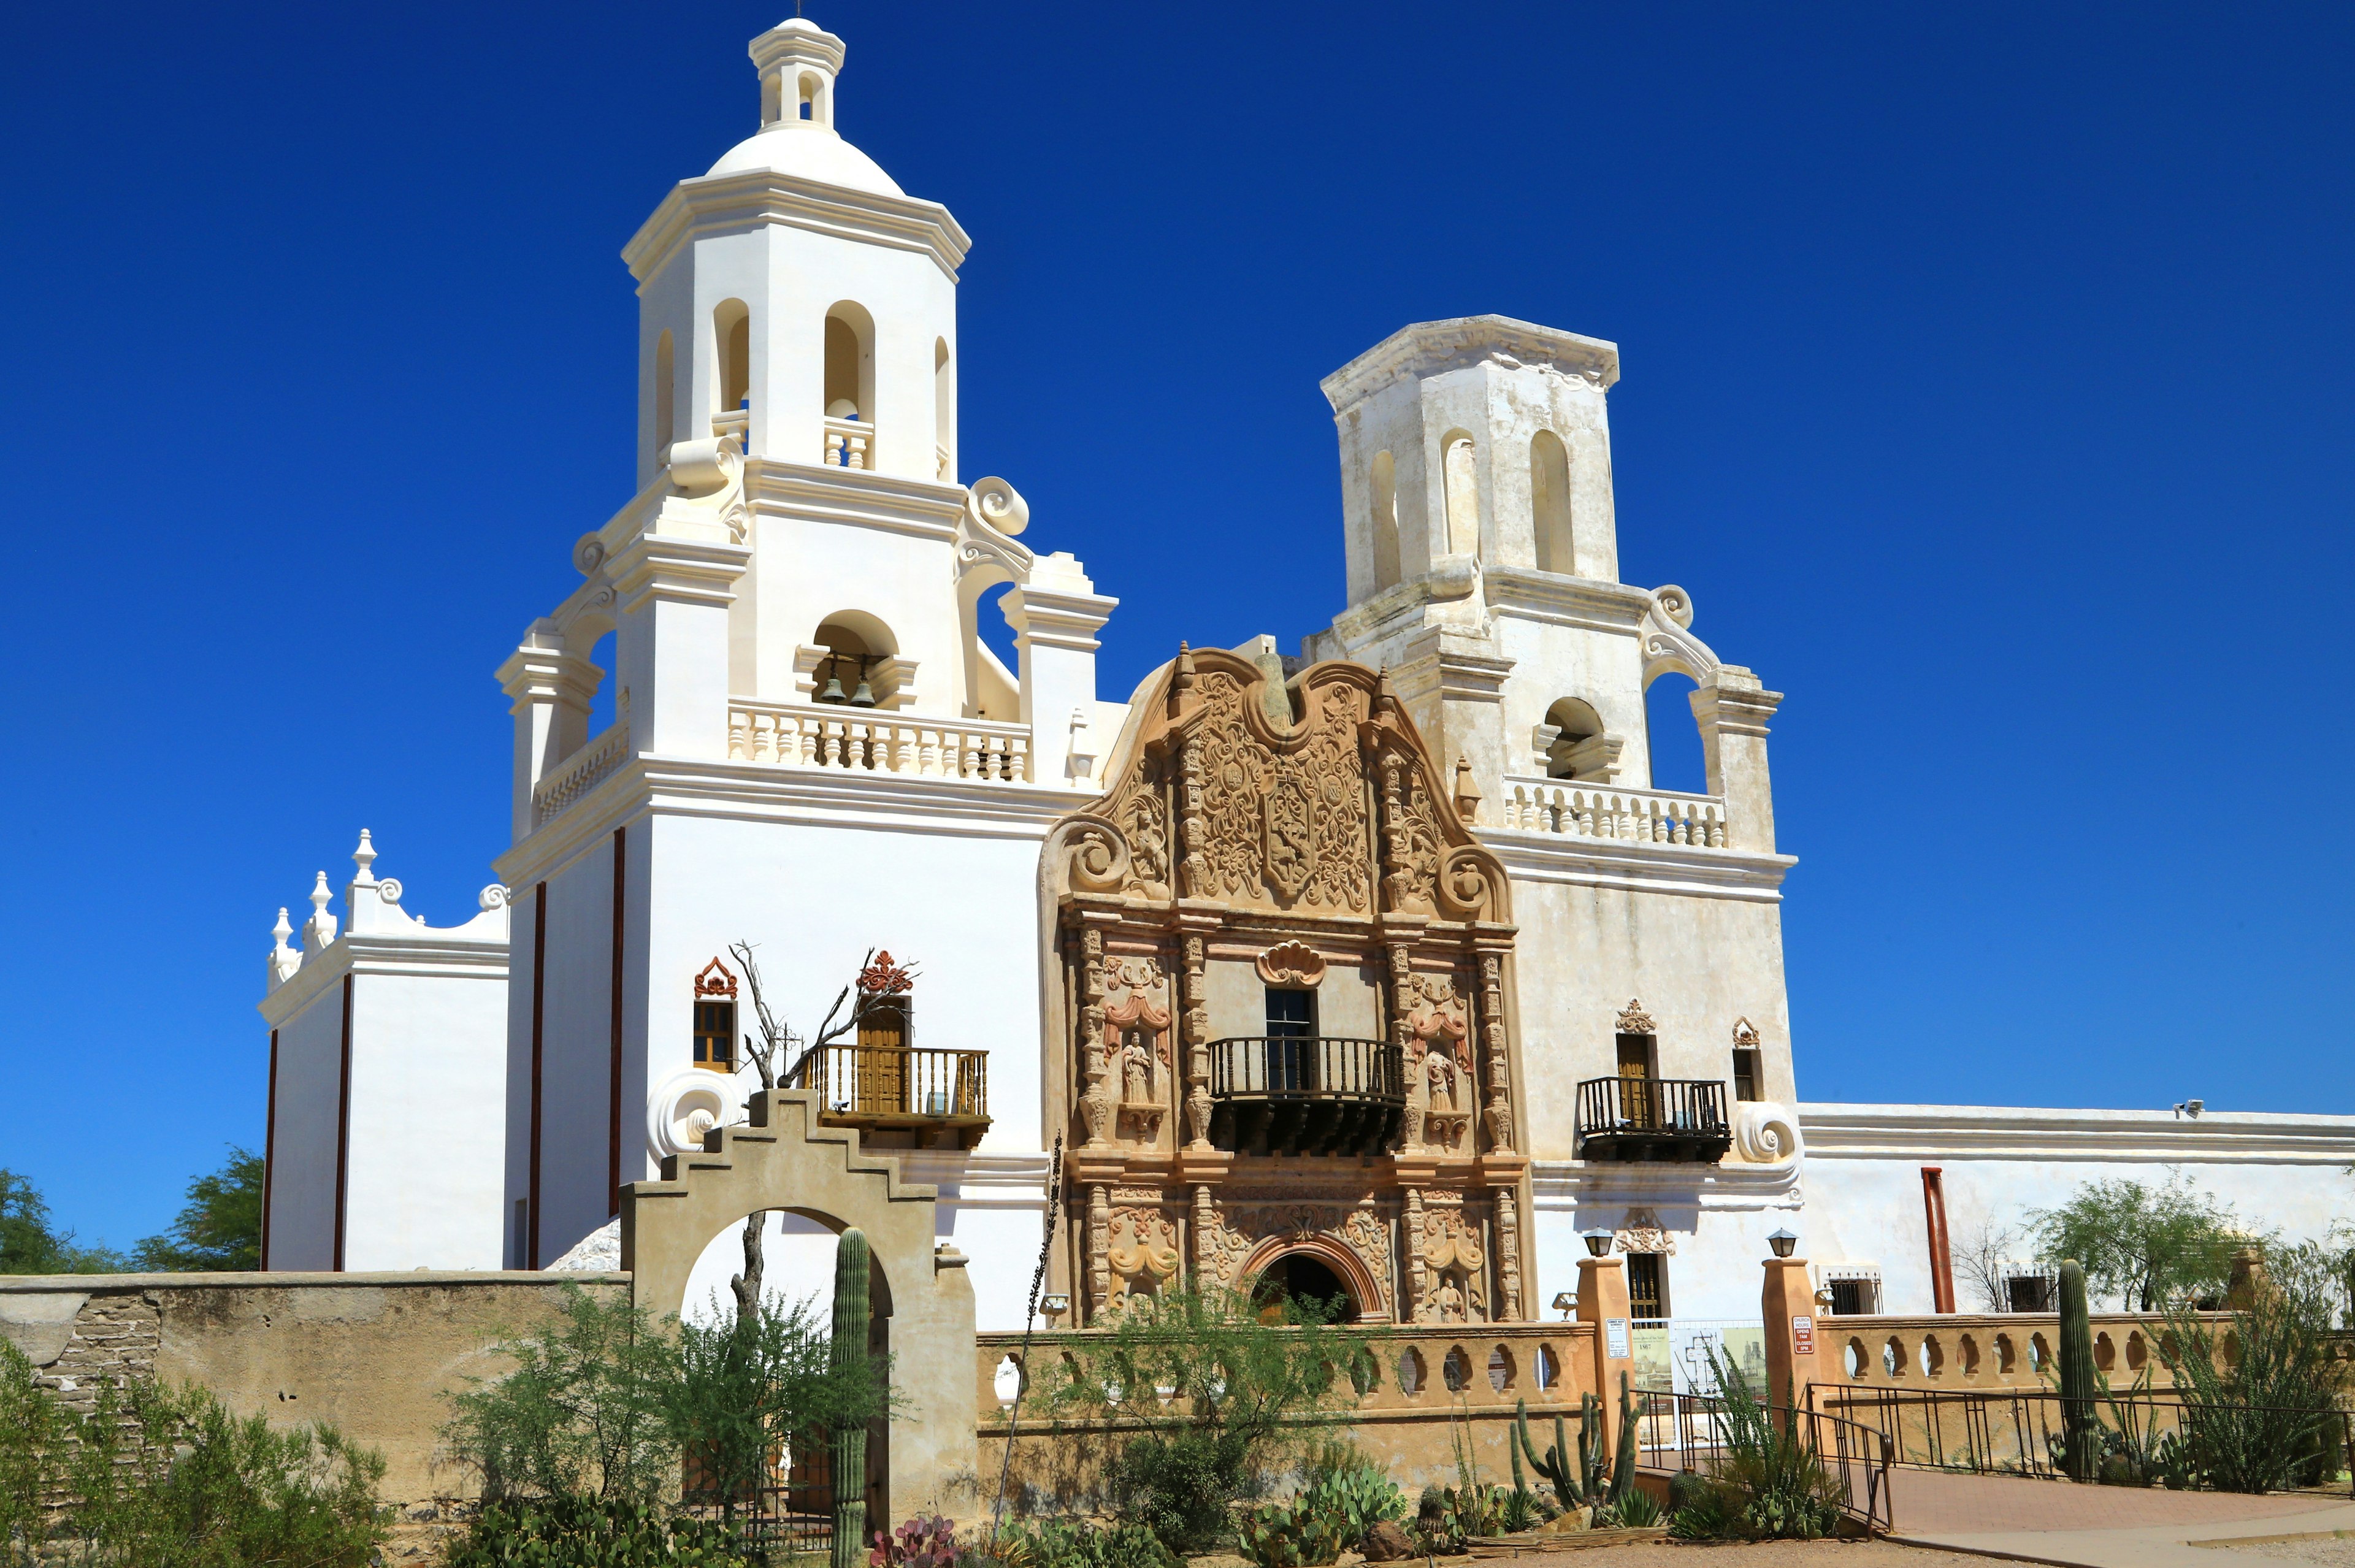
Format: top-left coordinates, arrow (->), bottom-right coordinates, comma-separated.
1807,1383 -> 2353,1494
1636,1390 -> 1895,1535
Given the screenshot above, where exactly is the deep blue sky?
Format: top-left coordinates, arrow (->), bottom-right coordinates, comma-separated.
4,3 -> 2349,1249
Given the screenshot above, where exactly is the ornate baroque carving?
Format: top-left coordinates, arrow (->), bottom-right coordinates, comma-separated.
1616,998 -> 1656,1035
1255,940 -> 1327,987
1077,928 -> 1114,1148
1494,1185 -> 1522,1321
1478,954 -> 1515,1153
693,957 -> 737,1000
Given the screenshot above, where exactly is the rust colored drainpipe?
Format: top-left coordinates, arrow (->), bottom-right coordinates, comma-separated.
1921,1166 -> 1956,1313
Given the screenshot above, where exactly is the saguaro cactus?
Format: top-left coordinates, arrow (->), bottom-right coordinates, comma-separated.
831,1227 -> 873,1568
1512,1396 -> 1587,1509
1512,1377 -> 1641,1512
2057,1258 -> 2100,1482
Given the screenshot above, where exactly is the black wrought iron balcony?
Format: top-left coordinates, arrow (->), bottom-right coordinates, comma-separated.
1574,1076 -> 1731,1163
1208,1036 -> 1406,1157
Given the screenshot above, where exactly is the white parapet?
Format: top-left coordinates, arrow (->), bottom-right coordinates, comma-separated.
727,699 -> 1033,783
1500,774 -> 1729,847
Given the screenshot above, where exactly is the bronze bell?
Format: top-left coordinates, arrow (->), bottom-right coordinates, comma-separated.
818,668 -> 848,703
849,669 -> 878,708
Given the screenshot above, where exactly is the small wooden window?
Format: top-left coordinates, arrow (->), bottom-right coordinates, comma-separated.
694,1000 -> 736,1072
1732,1047 -> 1761,1102
692,957 -> 740,1073
1626,1252 -> 1668,1319
1263,988 -> 1315,1094
1830,1277 -> 1878,1315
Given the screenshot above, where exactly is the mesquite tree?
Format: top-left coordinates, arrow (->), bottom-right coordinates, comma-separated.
722,943 -> 917,1326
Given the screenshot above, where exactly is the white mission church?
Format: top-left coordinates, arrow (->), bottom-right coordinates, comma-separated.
253,17 -> 2353,1340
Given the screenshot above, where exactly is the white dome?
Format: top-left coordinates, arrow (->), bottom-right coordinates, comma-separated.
706,124 -> 903,197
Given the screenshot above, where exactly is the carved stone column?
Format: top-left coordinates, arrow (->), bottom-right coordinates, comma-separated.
1494,1185 -> 1523,1321
1477,952 -> 1515,1153
1078,926 -> 1114,1147
1181,934 -> 1213,1149
1173,646 -> 1211,899
1192,1184 -> 1217,1283
1388,944 -> 1423,1149
1087,1182 -> 1112,1324
1403,1187 -> 1428,1321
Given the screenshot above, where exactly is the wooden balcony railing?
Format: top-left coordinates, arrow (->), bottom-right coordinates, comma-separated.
1575,1076 -> 1731,1163
792,1045 -> 989,1149
1206,1036 -> 1404,1157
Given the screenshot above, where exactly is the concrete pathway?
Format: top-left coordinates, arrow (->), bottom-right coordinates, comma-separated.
1885,1468 -> 2355,1568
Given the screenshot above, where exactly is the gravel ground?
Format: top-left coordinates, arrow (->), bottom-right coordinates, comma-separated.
2215,1535 -> 2355,1566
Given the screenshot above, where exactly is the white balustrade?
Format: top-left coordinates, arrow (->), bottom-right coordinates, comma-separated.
532,724 -> 631,827
1501,774 -> 1728,848
822,417 -> 871,470
728,700 -> 1032,784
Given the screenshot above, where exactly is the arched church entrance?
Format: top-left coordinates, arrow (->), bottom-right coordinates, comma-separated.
1252,1250 -> 1358,1323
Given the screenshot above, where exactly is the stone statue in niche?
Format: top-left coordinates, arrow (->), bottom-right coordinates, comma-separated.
1122,1027 -> 1155,1104
1104,959 -> 1170,1142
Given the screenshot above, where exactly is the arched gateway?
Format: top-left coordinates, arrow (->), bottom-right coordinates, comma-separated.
621,1088 -> 978,1522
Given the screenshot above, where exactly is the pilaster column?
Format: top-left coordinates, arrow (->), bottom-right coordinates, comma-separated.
1576,1255 -> 1634,1458
1762,1255 -> 1823,1405
1690,668 -> 1785,854
1179,931 -> 1214,1149
605,530 -> 752,762
1001,554 -> 1118,787
1086,1182 -> 1112,1325
496,620 -> 602,843
1476,950 -> 1514,1153
1493,1185 -> 1523,1322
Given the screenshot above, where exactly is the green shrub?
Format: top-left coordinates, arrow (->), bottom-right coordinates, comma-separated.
1046,1288 -> 1360,1554
2158,1287 -> 2345,1494
445,1494 -> 743,1567
0,1339 -> 386,1566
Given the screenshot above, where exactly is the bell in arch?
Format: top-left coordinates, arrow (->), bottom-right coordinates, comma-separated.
849,662 -> 878,708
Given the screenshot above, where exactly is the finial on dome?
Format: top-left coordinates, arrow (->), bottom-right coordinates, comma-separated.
750,16 -> 846,131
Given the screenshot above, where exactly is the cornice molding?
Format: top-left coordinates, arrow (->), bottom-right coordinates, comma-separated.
1484,829 -> 1795,903
1528,1157 -> 1804,1213
494,752 -> 1086,890
258,930 -> 508,1026
1322,315 -> 1621,412
1797,1103 -> 2355,1165
624,169 -> 972,283
1482,569 -> 1653,633
746,462 -> 967,544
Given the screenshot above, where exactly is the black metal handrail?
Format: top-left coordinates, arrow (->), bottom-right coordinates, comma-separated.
1575,1075 -> 1728,1136
1637,1390 -> 1894,1535
1207,1037 -> 1406,1103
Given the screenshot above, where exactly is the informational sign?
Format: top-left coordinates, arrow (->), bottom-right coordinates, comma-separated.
1606,1317 -> 1631,1359
1791,1314 -> 1817,1356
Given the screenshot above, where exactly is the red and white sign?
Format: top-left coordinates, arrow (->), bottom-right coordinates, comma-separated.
1791,1314 -> 1817,1356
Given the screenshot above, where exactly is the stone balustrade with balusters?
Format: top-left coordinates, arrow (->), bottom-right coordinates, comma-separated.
1501,776 -> 1730,848
727,700 -> 1032,784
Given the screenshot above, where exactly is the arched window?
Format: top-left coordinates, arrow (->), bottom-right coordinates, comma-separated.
809,612 -> 900,708
1531,429 -> 1573,574
1369,450 -> 1400,591
823,302 -> 875,468
798,71 -> 827,125
1441,430 -> 1479,556
713,299 -> 751,426
933,338 -> 954,481
1543,697 -> 1609,780
1644,671 -> 1706,794
653,329 -> 675,461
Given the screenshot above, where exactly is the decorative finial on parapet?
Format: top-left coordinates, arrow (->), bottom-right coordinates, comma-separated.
351,829 -> 377,883
302,872 -> 339,953
1168,641 -> 1197,719
267,908 -> 301,992
1452,755 -> 1484,825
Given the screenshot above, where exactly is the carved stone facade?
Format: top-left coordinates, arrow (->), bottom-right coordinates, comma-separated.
1043,649 -> 1530,1325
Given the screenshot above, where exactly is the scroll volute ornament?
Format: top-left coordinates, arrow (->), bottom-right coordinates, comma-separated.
1254,940 -> 1327,987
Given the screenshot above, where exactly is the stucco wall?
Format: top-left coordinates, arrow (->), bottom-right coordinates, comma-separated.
0,1272 -> 626,1507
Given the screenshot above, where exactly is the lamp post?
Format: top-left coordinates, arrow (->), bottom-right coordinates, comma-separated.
1582,1227 -> 1615,1258
1767,1228 -> 1798,1259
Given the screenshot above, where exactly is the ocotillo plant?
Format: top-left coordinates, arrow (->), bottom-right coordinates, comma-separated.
831,1227 -> 873,1568
2058,1258 -> 2100,1482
